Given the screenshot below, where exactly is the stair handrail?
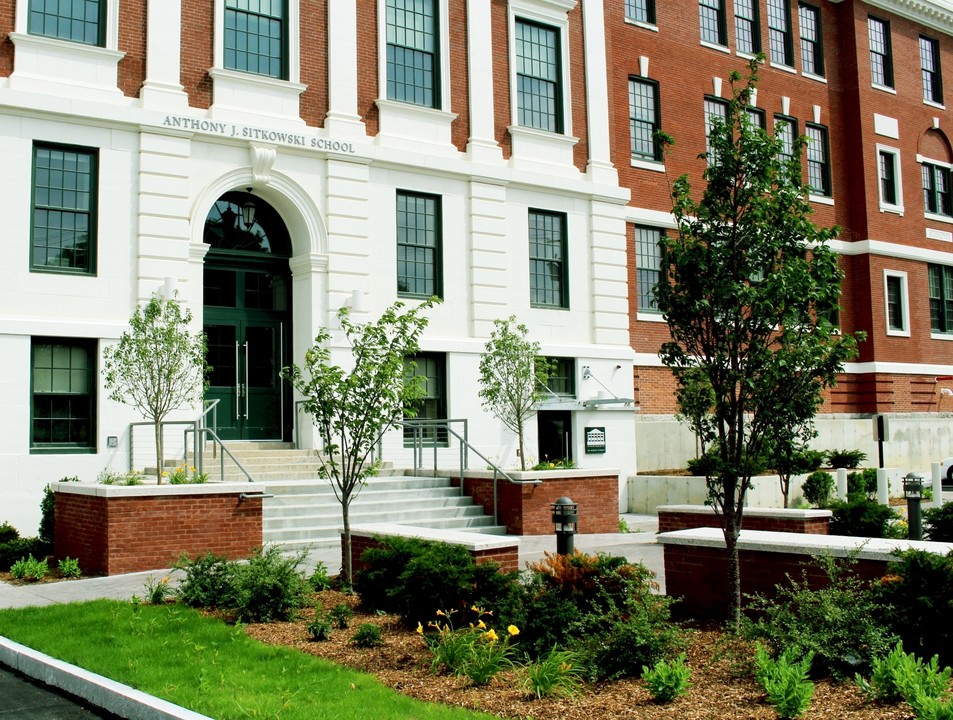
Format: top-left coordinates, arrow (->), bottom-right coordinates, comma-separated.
128,419 -> 201,475
395,419 -> 540,525
184,426 -> 256,483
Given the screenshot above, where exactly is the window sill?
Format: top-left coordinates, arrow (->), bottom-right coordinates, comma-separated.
700,40 -> 730,54
770,62 -> 797,74
624,18 -> 658,32
209,68 -> 306,125
30,447 -> 96,455
802,72 -> 827,83
809,194 -> 834,206
924,212 -> 953,225
508,126 -> 579,171
376,99 -> 458,149
530,303 -> 570,311
630,157 -> 665,172
871,83 -> 897,95
30,266 -> 96,277
8,32 -> 125,102
636,311 -> 666,323
886,328 -> 911,338
924,99 -> 946,110
931,332 -> 953,341
879,204 -> 904,216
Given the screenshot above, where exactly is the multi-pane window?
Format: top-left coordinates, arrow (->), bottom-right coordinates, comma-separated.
798,3 -> 824,77
629,78 -> 661,162
403,353 -> 448,446
31,338 -> 95,452
28,0 -> 104,46
529,210 -> 568,308
805,124 -> 831,197
699,0 -> 726,46
885,274 -> 906,332
635,226 -> 663,312
704,97 -> 729,162
734,0 -> 760,55
625,0 -> 655,24
31,143 -> 97,274
929,264 -> 953,334
869,16 -> 893,88
386,0 -> 438,108
516,19 -> 562,133
775,115 -> 798,165
544,357 -> 576,396
746,106 -> 767,130
879,150 -> 900,207
224,0 -> 286,79
396,191 -> 441,298
920,36 -> 943,105
922,163 -> 952,216
767,0 -> 793,66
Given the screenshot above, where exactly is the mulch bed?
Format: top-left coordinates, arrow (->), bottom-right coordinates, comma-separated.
243,590 -> 913,720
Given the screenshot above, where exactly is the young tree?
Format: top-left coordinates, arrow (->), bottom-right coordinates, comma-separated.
102,293 -> 208,483
283,299 -> 435,585
477,316 -> 551,471
654,57 -> 863,629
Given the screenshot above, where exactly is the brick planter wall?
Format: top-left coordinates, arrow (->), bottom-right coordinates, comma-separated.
345,524 -> 520,575
450,470 -> 619,535
658,505 -> 832,534
658,528 -> 953,620
53,482 -> 263,576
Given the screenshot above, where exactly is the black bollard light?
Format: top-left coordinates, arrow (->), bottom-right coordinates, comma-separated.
904,472 -> 924,541
551,496 -> 578,556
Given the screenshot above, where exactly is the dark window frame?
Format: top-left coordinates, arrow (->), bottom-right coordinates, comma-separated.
635,226 -> 664,312
922,162 -> 953,217
885,274 -> 906,332
774,113 -> 799,165
869,15 -> 894,89
929,264 -> 953,334
798,3 -> 824,77
624,0 -> 656,25
223,0 -> 288,80
403,352 -> 449,447
28,0 -> 105,46
515,18 -> 564,134
704,95 -> 730,163
529,209 -> 569,309
699,0 -> 727,47
396,190 -> 443,299
30,142 -> 98,276
543,357 -> 576,397
386,0 -> 440,108
920,35 -> 943,105
805,123 -> 831,197
734,0 -> 761,55
31,337 -> 97,454
628,76 -> 662,162
767,0 -> 794,66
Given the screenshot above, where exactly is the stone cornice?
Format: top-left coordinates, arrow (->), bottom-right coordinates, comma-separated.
863,0 -> 953,35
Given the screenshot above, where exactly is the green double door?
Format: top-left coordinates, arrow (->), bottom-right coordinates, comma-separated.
204,263 -> 291,441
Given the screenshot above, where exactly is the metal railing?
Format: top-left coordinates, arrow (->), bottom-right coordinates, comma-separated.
185,426 -> 255,483
397,418 -> 540,524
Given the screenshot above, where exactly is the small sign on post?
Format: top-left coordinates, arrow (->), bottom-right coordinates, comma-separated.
585,426 -> 606,454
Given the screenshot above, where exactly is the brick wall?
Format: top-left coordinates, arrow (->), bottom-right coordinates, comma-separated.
346,533 -> 519,575
118,0 -> 146,98
456,473 -> 618,535
657,508 -> 831,535
0,1 -> 12,78
54,488 -> 262,576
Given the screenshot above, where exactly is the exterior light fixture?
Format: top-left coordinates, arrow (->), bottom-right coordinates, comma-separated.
241,200 -> 256,228
903,471 -> 924,540
551,496 -> 578,556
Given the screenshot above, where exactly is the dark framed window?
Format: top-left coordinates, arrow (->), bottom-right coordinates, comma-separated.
922,163 -> 952,216
625,0 -> 655,24
635,226 -> 663,312
746,106 -> 767,130
516,19 -> 562,133
28,0 -> 104,46
403,353 -> 448,447
224,0 -> 286,79
386,0 -> 439,108
704,96 -> 729,162
920,36 -> 943,105
31,338 -> 96,453
396,190 -> 442,298
529,210 -> 568,309
879,150 -> 899,207
886,274 -> 906,332
734,0 -> 760,55
767,0 -> 793,66
629,78 -> 661,161
699,0 -> 727,46
544,357 -> 575,396
805,123 -> 831,197
869,16 -> 893,88
774,114 -> 798,165
798,3 -> 824,77
929,264 -> 953,334
31,143 -> 97,275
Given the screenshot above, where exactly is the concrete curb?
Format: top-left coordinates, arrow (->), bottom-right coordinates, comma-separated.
0,636 -> 211,720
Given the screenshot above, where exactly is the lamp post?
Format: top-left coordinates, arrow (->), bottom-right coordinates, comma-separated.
551,497 -> 578,556
904,472 -> 924,541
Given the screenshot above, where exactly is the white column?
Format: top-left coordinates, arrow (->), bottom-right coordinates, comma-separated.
141,0 -> 188,109
581,0 -> 617,185
468,181 -> 510,337
589,199 -> 630,346
325,0 -> 365,137
466,0 -> 502,163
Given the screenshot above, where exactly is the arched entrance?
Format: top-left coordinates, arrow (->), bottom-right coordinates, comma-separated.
202,191 -> 292,441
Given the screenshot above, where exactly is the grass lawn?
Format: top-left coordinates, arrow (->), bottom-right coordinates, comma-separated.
0,600 -> 492,720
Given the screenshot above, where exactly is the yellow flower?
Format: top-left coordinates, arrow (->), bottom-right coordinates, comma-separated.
471,605 -> 480,613
507,625 -> 520,636
477,620 -> 486,629
436,609 -> 445,616
484,629 -> 498,642
161,471 -> 168,477
416,622 -> 423,635
560,662 -> 572,672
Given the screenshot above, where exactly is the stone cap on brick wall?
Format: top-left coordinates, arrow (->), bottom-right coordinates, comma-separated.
657,527 -> 953,562
658,505 -> 832,520
50,481 -> 257,499
436,469 -> 620,481
346,523 -> 519,552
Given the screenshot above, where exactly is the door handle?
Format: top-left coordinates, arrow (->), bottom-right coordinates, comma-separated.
244,340 -> 250,420
235,341 -> 241,421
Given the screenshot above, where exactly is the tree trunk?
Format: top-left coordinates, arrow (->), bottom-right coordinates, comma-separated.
342,495 -> 353,588
154,420 -> 164,484
725,518 -> 742,632
517,419 -> 527,471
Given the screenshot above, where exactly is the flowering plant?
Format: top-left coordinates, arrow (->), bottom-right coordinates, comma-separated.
420,607 -> 519,686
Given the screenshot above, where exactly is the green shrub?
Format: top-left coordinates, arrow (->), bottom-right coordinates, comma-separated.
801,471 -> 835,507
856,641 -> 952,705
687,452 -> 719,476
0,537 -> 49,572
56,557 -> 81,579
826,449 -> 867,469
423,608 -> 517,686
308,561 -> 333,591
308,605 -> 333,641
10,555 -> 49,581
520,648 -> 584,699
910,693 -> 953,720
743,554 -> 897,678
351,623 -> 383,648
874,550 -> 953,667
228,546 -> 310,623
98,469 -> 144,486
39,484 -> 55,546
0,522 -> 19,545
754,644 -> 814,719
925,504 -> 953,542
642,652 -> 692,703
829,497 -> 899,538
143,575 -> 174,604
173,552 -> 236,609
329,603 -> 353,629
845,468 -> 878,499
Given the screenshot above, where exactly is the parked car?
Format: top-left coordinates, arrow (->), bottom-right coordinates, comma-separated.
941,457 -> 953,484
